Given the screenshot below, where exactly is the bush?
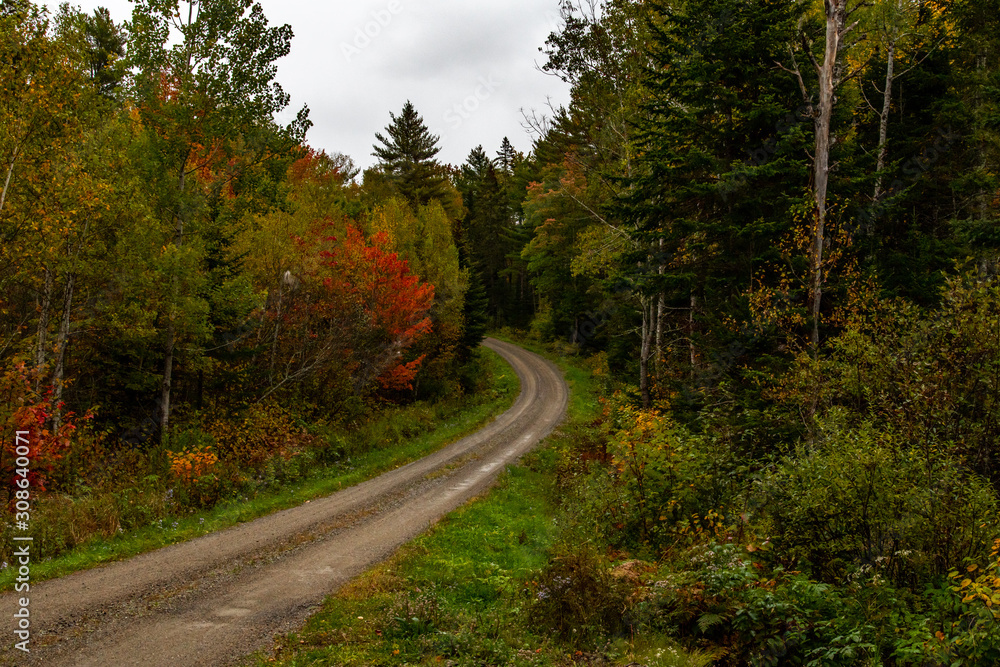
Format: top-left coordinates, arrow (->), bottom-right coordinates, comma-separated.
593,394 -> 726,552
653,542 -> 880,666
894,568 -> 1000,666
755,413 -> 998,589
206,401 -> 317,468
526,543 -> 630,645
823,270 -> 1000,486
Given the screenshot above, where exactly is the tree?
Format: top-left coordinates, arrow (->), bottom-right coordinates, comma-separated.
495,136 -> 517,173
865,0 -> 939,203
780,0 -> 867,354
372,101 -> 449,207
457,145 -> 528,327
259,222 -> 434,402
124,0 -> 309,438
365,197 -> 466,396
615,0 -> 807,407
0,2 -> 95,404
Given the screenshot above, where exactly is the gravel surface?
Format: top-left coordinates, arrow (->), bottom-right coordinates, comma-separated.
0,338 -> 568,666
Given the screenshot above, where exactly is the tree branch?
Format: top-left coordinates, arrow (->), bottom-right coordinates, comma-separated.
777,45 -> 812,107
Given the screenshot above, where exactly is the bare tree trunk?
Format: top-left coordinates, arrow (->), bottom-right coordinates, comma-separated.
35,267 -> 53,392
269,278 -> 285,382
161,318 -> 175,438
160,166 -> 187,441
689,293 -> 698,377
639,296 -> 653,409
873,42 -> 896,203
52,274 -> 74,432
810,0 -> 846,357
655,293 -> 664,377
655,238 -> 665,378
0,145 -> 19,216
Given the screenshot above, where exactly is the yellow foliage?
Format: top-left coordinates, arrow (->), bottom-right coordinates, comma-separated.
949,539 -> 1000,617
167,445 -> 218,485
207,401 -> 315,467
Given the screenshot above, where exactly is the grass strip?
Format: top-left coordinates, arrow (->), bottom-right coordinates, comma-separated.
257,337 -> 605,666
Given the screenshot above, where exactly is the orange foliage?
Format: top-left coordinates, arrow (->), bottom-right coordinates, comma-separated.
167,445 -> 218,485
377,354 -> 427,392
320,226 -> 435,342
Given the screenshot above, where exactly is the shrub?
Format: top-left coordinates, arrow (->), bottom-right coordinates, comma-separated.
654,542 -> 879,666
525,543 -> 630,645
207,401 -> 316,468
755,414 -> 998,589
894,565 -> 1000,666
596,393 -> 725,551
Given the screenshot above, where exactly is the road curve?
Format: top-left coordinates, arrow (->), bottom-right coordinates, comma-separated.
0,338 -> 567,666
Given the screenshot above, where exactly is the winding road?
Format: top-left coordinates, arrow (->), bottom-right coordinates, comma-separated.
1,338 -> 567,666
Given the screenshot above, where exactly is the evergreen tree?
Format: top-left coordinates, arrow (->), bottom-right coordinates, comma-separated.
83,8 -> 124,96
495,136 -> 517,173
457,145 -> 526,326
372,100 -> 448,207
617,0 -> 808,406
457,243 -> 489,363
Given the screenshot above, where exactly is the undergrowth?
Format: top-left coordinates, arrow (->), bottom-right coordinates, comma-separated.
261,334 -> 1000,667
0,346 -> 518,588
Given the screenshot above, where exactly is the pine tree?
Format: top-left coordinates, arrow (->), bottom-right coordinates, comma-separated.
457,244 -> 489,362
457,145 -> 524,326
372,100 -> 448,206
82,8 -> 124,96
495,136 -> 516,173
617,0 -> 807,406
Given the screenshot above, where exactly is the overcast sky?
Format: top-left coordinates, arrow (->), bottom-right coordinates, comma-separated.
44,0 -> 572,172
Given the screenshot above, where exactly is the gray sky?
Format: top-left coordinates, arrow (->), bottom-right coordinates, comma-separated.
45,0 -> 572,172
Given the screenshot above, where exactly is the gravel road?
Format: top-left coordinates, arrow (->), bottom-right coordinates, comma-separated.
0,338 -> 567,666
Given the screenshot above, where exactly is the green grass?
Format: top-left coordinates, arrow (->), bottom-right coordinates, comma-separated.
259,448 -> 564,667
0,347 -> 519,590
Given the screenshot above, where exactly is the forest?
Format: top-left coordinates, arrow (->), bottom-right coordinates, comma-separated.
3,0 -> 1000,663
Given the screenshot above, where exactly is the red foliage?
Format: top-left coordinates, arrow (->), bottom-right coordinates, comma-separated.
271,222 -> 435,394
288,147 -> 354,188
319,225 -> 434,343
377,355 -> 427,392
0,362 -> 89,495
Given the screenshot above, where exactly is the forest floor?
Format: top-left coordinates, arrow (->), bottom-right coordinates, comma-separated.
0,339 -> 567,666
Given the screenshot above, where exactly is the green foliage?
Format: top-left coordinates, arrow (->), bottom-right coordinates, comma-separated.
822,270 -> 1000,484
893,574 -> 1000,666
756,414 -> 998,588
573,394 -> 728,553
456,143 -> 533,328
370,100 -> 450,208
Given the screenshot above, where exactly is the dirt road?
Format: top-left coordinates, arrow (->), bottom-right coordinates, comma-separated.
0,338 -> 567,666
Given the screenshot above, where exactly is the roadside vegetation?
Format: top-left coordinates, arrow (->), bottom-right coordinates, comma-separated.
6,0 -> 1000,664
0,347 -> 516,588
264,335 -> 1000,666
